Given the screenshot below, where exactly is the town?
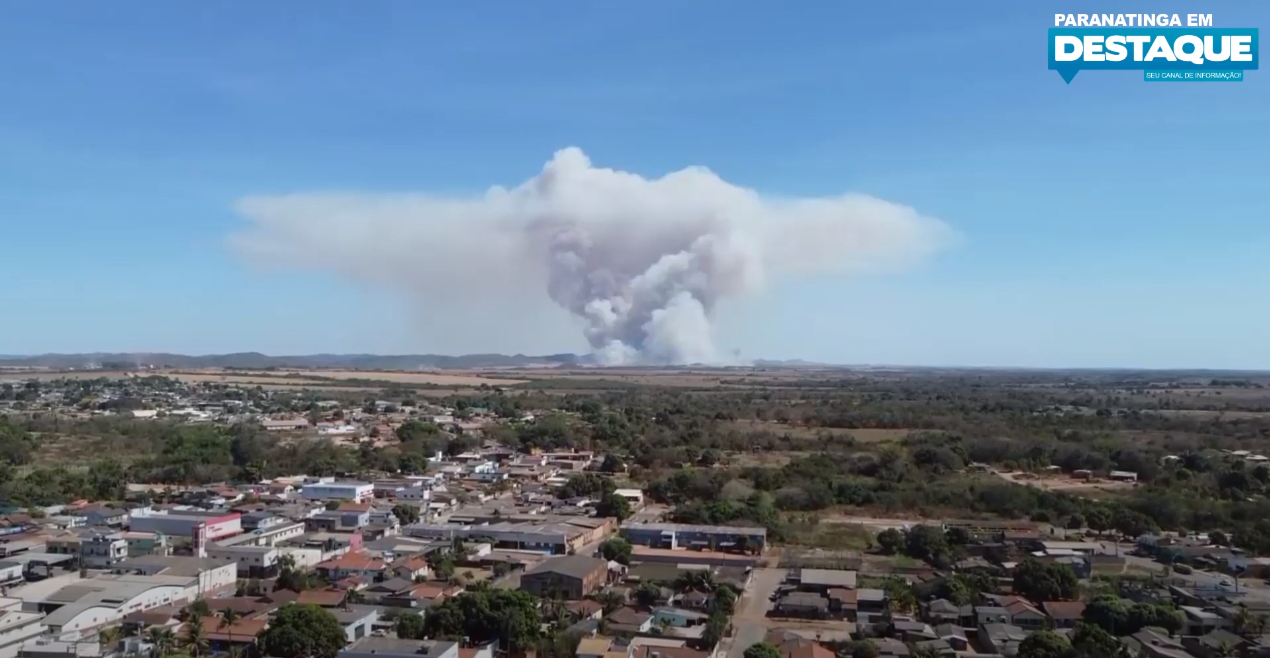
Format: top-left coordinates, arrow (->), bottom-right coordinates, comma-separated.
2,368 -> 1270,658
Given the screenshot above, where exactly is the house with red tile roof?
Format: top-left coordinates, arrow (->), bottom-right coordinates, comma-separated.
315,552 -> 387,582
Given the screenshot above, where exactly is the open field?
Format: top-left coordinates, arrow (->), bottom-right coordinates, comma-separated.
2,368 -> 527,388
994,469 -> 1137,494
271,369 -> 528,386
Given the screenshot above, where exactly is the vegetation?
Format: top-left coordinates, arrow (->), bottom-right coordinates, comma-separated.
744,643 -> 783,658
8,369 -> 1270,556
421,589 -> 542,652
256,604 -> 347,658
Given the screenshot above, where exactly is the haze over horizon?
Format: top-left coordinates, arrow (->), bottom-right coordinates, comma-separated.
2,2 -> 1268,369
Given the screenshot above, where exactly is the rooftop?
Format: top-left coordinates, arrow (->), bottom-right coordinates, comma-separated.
524,555 -> 607,580
343,637 -> 458,658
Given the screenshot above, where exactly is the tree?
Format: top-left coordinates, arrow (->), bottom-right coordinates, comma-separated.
422,589 -> 542,652
595,492 -> 632,521
876,528 -> 904,555
883,577 -> 918,615
945,526 -> 971,546
257,604 -> 348,658
595,590 -> 626,615
904,525 -> 949,563
219,607 -> 243,653
744,643 -> 782,658
1013,558 -> 1079,601
186,599 -> 211,617
675,570 -> 716,593
392,504 -> 421,526
1128,602 -> 1182,635
182,611 -> 209,658
1018,630 -> 1071,658
1083,596 -> 1130,635
98,626 -> 122,649
710,586 -> 738,616
324,500 -> 341,511
147,626 -> 177,658
600,454 -> 625,473
1210,530 -> 1229,546
599,537 -> 633,565
1071,622 -> 1123,658
395,613 -> 426,640
635,582 -> 662,607
844,640 -> 879,658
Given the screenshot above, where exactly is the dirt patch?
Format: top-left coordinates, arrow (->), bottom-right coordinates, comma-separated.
994,470 -> 1137,494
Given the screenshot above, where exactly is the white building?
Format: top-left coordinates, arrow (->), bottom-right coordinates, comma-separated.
130,512 -> 242,543
205,545 -> 279,578
614,489 -> 645,506
300,480 -> 374,503
0,608 -> 45,658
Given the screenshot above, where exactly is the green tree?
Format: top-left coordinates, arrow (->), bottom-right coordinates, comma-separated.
1013,558 -> 1079,601
1083,596 -> 1130,635
1018,630 -> 1071,658
710,586 -> 738,616
257,604 -> 348,658
182,611 -> 209,658
876,528 -> 904,555
395,613 -> 426,640
595,492 -> 632,521
1071,622 -> 1123,658
744,643 -> 782,658
421,589 -> 543,652
392,503 -> 421,526
635,583 -> 662,607
844,640 -> 879,658
1128,602 -> 1182,635
600,454 -> 625,473
219,607 -> 243,652
599,537 -> 633,565
147,626 -> 177,658
595,590 -> 626,615
904,525 -> 949,563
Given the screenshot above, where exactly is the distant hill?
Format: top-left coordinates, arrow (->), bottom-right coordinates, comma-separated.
0,352 -> 596,370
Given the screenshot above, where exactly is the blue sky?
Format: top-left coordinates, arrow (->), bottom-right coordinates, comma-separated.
1,1 -> 1267,368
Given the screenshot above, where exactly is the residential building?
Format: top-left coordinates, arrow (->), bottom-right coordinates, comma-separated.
314,552 -> 387,583
1042,601 -> 1086,629
978,623 -> 1028,657
79,532 -> 128,569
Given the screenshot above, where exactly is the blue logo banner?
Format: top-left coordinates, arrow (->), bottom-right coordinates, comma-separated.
1048,28 -> 1259,83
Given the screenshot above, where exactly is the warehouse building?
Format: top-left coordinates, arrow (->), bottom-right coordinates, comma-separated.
520,555 -> 609,599
620,522 -> 767,553
300,479 -> 375,503
130,511 -> 242,543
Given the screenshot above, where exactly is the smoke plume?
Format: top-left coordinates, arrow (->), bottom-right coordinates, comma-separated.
229,148 -> 951,364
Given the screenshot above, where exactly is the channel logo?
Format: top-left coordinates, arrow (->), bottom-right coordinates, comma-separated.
1048,14 -> 1258,83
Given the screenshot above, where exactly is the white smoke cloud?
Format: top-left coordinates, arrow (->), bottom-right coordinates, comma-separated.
228,147 -> 953,364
